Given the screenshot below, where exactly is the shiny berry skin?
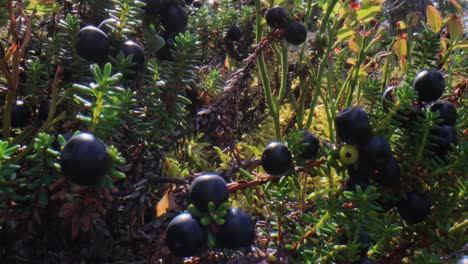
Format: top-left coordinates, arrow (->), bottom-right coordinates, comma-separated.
430,101 -> 457,126
413,69 -> 445,102
261,142 -> 293,176
377,157 -> 401,186
265,7 -> 287,28
76,26 -> 109,62
335,106 -> 372,144
217,207 -> 255,249
429,125 -> 457,156
226,25 -> 242,41
143,0 -> 170,16
59,133 -> 111,186
10,100 -> 31,128
121,40 -> 145,72
360,136 -> 392,168
285,21 -> 307,45
298,130 -> 320,159
160,4 -> 187,33
340,144 -> 359,165
382,86 -> 398,112
189,174 -> 228,212
166,213 -> 206,257
397,191 -> 431,224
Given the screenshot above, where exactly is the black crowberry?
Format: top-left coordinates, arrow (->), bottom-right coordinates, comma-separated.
10,100 -> 31,128
377,157 -> 401,186
76,26 -> 109,62
160,4 -> 188,33
397,191 -> 431,224
261,142 -> 293,176
360,136 -> 393,168
189,174 -> 229,212
285,21 -> 307,45
60,133 -> 111,186
227,25 -> 242,41
298,130 -> 320,159
430,101 -> 457,126
166,212 -> 206,257
265,7 -> 287,28
428,125 -> 457,156
413,69 -> 445,102
121,40 -> 145,72
217,207 -> 255,249
335,106 -> 372,144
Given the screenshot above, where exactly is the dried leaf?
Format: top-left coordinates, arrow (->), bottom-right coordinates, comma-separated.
156,190 -> 179,217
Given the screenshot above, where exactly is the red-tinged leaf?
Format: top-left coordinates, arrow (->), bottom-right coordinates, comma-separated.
393,38 -> 407,57
396,20 -> 407,30
450,0 -> 463,14
346,58 -> 357,66
407,12 -> 420,28
349,32 -> 362,53
426,5 -> 443,32
447,14 -> 463,42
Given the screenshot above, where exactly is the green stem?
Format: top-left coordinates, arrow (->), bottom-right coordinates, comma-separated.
278,41 -> 288,102
254,0 -> 281,140
91,92 -> 104,132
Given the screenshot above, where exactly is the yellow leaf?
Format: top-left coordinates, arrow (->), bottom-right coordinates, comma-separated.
349,32 -> 362,53
156,190 -> 179,217
24,0 -> 60,15
356,5 -> 381,23
426,5 -> 443,33
393,38 -> 407,57
407,12 -> 420,28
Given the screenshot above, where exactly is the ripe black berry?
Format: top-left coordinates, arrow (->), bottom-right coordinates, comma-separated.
38,100 -> 50,122
413,69 -> 445,102
285,21 -> 307,45
10,100 -> 31,128
157,31 -> 177,61
360,136 -> 392,168
428,125 -> 457,156
265,7 -> 287,28
217,207 -> 255,249
160,4 -> 187,33
261,142 -> 293,176
121,40 -> 145,72
377,157 -> 401,186
430,101 -> 457,126
192,1 -> 202,8
397,191 -> 431,224
226,25 -> 242,41
59,133 -> 111,186
298,130 -> 320,159
335,106 -> 372,144
166,212 -> 206,257
189,174 -> 229,212
76,26 -> 110,62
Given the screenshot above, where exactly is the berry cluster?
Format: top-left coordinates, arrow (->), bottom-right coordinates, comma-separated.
383,69 -> 457,156
165,174 -> 255,257
335,105 -> 433,224
76,25 -> 145,70
265,6 -> 307,45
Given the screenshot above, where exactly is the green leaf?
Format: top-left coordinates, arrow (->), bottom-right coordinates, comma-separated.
426,5 -> 443,33
447,14 -> 464,42
207,231 -> 216,248
200,216 -> 212,226
356,5 -> 381,23
24,0 -> 60,15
